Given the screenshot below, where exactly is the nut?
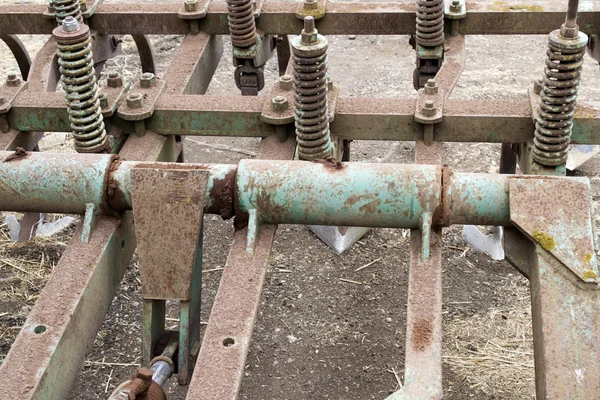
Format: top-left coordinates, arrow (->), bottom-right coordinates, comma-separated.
271,96 -> 289,112
279,75 -> 293,90
127,92 -> 144,109
422,100 -> 436,117
560,23 -> 579,39
424,79 -> 438,95
6,73 -> 21,87
449,0 -> 462,13
99,93 -> 108,108
107,71 -> 123,88
533,77 -> 544,95
304,0 -> 318,11
140,72 -> 156,88
62,16 -> 80,33
184,0 -> 198,12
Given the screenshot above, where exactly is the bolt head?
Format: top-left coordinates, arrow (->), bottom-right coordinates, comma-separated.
304,0 -> 318,10
62,16 -> 80,33
184,0 -> 198,12
140,73 -> 156,88
279,75 -> 293,90
6,73 -> 20,87
271,96 -> 289,112
107,71 -> 123,88
424,79 -> 438,94
127,92 -> 144,109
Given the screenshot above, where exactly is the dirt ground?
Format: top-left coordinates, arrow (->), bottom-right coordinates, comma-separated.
2,1 -> 600,399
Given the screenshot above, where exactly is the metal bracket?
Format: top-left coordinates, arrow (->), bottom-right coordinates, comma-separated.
233,34 -> 277,67
509,177 -> 599,283
117,78 -> 166,121
131,167 -> 209,385
0,77 -> 27,115
261,79 -> 340,125
414,81 -> 444,145
178,0 -> 212,19
100,81 -> 130,118
295,0 -> 328,20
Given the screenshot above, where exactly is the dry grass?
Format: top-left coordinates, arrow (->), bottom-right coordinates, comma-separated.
444,277 -> 535,399
0,215 -> 74,363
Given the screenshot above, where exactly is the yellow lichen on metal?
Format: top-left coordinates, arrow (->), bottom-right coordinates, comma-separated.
489,2 -> 543,12
532,230 -> 555,251
583,269 -> 597,280
584,253 -> 593,263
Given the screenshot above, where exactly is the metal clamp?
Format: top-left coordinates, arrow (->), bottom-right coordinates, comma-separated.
414,79 -> 444,145
235,60 -> 265,96
117,73 -> 166,121
296,0 -> 328,20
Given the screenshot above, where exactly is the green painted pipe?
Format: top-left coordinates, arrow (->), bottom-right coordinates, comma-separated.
0,151 -> 582,229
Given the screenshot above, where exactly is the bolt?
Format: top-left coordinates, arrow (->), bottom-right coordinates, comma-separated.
279,75 -> 293,90
185,0 -> 198,12
304,0 -> 318,10
301,17 -> 318,45
140,72 -> 156,88
47,3 -> 56,13
534,77 -> 544,95
62,16 -> 80,33
271,96 -> 289,112
424,79 -> 438,95
99,93 -> 108,108
422,100 -> 436,117
127,92 -> 144,109
6,73 -> 20,87
560,23 -> 579,39
450,0 -> 462,13
107,71 -> 123,88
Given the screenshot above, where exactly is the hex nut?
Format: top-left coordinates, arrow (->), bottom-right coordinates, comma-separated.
424,79 -> 438,95
140,73 -> 156,88
304,0 -> 318,11
127,92 -> 144,109
184,0 -> 198,12
279,75 -> 293,90
99,93 -> 109,108
422,100 -> 436,117
560,23 -> 579,39
107,72 -> 123,88
272,96 -> 289,112
6,73 -> 20,87
449,0 -> 462,13
62,16 -> 80,33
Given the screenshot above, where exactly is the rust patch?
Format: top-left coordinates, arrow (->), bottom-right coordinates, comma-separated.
412,318 -> 433,351
359,199 -> 381,214
311,156 -> 343,170
210,169 -> 236,220
532,230 -> 555,251
2,147 -> 27,162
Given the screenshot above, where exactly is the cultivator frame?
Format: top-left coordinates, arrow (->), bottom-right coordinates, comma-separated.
1,0 -> 600,399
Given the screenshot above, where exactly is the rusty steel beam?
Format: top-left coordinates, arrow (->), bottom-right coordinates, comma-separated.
0,214 -> 137,400
1,2 -> 600,36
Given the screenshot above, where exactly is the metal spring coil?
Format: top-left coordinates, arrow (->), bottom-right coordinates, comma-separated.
53,0 -> 82,23
416,0 -> 444,47
292,44 -> 332,160
226,0 -> 257,47
57,33 -> 108,153
533,40 -> 586,166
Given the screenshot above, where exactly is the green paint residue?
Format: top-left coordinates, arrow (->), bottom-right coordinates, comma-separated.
489,1 -> 543,12
584,253 -> 593,263
583,270 -> 597,280
532,231 -> 555,251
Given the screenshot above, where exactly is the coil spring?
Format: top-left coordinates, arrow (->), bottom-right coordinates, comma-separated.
53,0 -> 82,23
57,32 -> 108,153
533,36 -> 586,166
226,0 -> 257,47
292,44 -> 332,160
416,0 -> 444,47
